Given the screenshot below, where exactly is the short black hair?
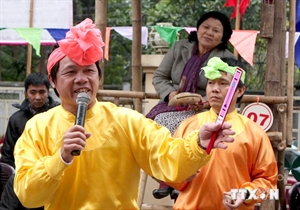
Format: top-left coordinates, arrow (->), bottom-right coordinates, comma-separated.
24,72 -> 50,91
220,57 -> 247,103
188,11 -> 233,50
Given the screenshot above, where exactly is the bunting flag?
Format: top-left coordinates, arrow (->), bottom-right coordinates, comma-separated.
13,28 -> 42,56
47,29 -> 69,42
154,26 -> 183,48
153,26 -> 259,66
0,28 -> 57,46
286,32 -> 300,58
106,26 -> 148,60
295,0 -> 300,69
224,0 -> 250,20
0,27 -> 285,66
229,30 -> 258,66
184,27 -> 197,34
112,26 -> 148,48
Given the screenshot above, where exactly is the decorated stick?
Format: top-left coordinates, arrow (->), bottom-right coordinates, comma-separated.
206,68 -> 243,154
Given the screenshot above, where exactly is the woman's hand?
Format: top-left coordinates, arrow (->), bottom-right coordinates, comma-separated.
168,91 -> 178,101
189,95 -> 208,111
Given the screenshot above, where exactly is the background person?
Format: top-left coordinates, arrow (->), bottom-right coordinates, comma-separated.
0,72 -> 58,210
13,18 -> 235,210
0,175 -> 43,210
1,72 -> 60,168
169,57 -> 278,210
147,11 -> 236,199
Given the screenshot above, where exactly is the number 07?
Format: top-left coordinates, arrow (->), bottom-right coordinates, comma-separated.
247,112 -> 269,126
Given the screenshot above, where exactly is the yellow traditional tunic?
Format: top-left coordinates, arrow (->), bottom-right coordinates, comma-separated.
170,109 -> 278,210
14,101 -> 212,209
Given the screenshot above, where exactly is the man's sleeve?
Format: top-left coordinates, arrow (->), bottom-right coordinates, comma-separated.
1,119 -> 19,168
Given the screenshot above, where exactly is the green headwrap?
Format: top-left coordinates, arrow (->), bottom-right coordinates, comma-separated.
202,57 -> 246,83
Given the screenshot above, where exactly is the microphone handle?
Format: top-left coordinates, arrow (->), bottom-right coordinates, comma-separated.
71,150 -> 81,156
71,103 -> 87,156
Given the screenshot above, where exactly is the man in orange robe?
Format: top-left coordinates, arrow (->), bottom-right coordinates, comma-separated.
169,57 -> 278,210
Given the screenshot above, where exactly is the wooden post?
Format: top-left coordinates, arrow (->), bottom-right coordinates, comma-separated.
131,0 -> 142,113
287,0 -> 295,147
278,4 -> 288,210
234,0 -> 240,58
263,0 -> 285,209
95,0 -> 107,90
26,0 -> 34,76
280,4 -> 286,97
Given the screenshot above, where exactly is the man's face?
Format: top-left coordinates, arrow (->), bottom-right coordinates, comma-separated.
25,85 -> 49,110
49,56 -> 99,113
206,72 -> 245,114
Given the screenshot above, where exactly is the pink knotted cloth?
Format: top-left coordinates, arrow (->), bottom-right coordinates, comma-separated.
47,18 -> 105,74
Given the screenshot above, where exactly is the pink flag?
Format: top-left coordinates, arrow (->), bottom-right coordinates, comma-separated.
184,27 -> 196,34
230,30 -> 258,66
105,27 -> 111,60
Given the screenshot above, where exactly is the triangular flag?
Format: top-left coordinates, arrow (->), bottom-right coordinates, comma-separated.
184,27 -> 196,34
286,32 -> 300,58
141,27 -> 149,49
105,27 -> 111,61
14,28 -> 42,56
112,27 -> 148,47
46,29 -> 69,41
229,30 -> 258,66
154,26 -> 183,48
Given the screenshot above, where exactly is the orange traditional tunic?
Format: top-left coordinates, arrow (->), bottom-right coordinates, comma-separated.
170,109 -> 278,210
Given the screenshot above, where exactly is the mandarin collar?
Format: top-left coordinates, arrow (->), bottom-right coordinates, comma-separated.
60,99 -> 99,123
209,108 -> 238,122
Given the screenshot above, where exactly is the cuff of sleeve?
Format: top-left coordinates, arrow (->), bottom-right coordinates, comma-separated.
190,131 -> 213,160
59,148 -> 73,165
161,88 -> 177,102
44,149 -> 70,180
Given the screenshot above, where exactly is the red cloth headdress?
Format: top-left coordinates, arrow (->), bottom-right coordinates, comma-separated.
47,18 -> 105,74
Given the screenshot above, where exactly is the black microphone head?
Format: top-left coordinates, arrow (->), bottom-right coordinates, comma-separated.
76,92 -> 90,105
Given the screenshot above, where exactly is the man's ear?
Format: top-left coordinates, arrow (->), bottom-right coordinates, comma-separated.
48,74 -> 55,88
237,86 -> 246,97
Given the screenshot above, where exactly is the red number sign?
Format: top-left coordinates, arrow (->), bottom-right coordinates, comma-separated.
241,102 -> 274,131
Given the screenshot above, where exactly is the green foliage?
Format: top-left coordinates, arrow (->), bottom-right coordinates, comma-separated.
0,45 -> 40,81
104,32 -> 132,85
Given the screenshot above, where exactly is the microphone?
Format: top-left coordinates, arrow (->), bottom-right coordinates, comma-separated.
71,92 -> 90,156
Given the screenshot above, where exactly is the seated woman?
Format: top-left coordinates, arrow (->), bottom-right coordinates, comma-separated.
146,11 -> 236,199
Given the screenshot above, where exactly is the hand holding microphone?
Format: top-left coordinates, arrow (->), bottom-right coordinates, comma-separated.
71,92 -> 90,156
